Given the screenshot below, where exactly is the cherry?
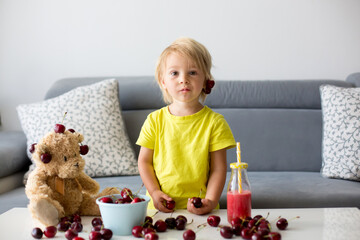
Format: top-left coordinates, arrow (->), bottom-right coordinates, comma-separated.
165,200 -> 176,210
57,221 -> 70,231
154,220 -> 167,232
89,231 -> 102,240
100,228 -> 113,240
115,198 -> 126,204
176,215 -> 188,223
73,214 -> 81,223
65,229 -> 78,240
31,227 -> 43,239
230,217 -> 243,226
29,143 -> 37,154
220,226 -> 234,239
183,229 -> 196,240
41,153 -> 52,163
232,223 -> 243,236
80,145 -> 89,155
72,237 -> 85,240
54,124 -> 66,133
207,215 -> 221,227
142,227 -> 156,236
92,225 -> 102,232
121,188 -> 133,202
68,129 -> 75,133
44,226 -> 57,238
70,222 -> 83,233
191,197 -> 202,208
176,218 -> 186,230
91,217 -> 103,227
276,218 -> 288,230
241,228 -> 253,239
252,232 -> 264,240
165,217 -> 177,229
248,219 -> 258,228
99,197 -> 113,203
253,215 -> 263,222
144,232 -> 159,240
145,216 -> 153,224
132,225 -> 143,238
131,197 -> 143,203
268,232 -> 281,240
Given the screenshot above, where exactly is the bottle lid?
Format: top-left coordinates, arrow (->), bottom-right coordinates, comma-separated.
230,162 -> 248,169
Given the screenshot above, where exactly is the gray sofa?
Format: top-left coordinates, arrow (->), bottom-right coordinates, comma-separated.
1,73 -> 360,214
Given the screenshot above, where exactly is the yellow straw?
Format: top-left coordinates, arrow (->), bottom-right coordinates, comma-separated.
236,142 -> 242,193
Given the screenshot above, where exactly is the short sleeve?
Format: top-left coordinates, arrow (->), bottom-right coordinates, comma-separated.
136,114 -> 156,150
209,115 -> 236,152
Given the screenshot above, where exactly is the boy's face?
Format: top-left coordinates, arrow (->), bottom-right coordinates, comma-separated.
161,52 -> 205,104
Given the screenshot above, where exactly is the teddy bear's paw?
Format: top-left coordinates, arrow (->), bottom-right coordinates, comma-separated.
30,199 -> 60,226
98,187 -> 120,197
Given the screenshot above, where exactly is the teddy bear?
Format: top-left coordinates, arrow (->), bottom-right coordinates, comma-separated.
25,120 -> 120,226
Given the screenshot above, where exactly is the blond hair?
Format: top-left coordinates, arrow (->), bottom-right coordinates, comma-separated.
155,37 -> 214,104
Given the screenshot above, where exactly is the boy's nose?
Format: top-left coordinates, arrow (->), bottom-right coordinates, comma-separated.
179,75 -> 189,84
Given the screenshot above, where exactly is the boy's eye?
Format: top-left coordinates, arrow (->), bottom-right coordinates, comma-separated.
189,71 -> 197,75
170,71 -> 178,76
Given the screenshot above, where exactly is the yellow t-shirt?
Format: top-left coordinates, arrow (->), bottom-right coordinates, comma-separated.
136,106 -> 236,209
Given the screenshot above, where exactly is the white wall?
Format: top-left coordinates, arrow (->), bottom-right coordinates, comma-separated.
1,0 -> 360,131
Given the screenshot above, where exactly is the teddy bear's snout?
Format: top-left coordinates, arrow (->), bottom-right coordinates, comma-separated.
74,162 -> 79,168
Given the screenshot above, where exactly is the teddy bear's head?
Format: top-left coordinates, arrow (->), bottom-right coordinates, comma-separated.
32,130 -> 87,178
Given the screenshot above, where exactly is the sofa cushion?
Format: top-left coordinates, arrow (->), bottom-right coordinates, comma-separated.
0,131 -> 30,178
320,85 -> 360,181
17,79 -> 138,179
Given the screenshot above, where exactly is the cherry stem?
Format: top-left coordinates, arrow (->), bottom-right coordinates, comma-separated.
61,112 -> 67,124
197,222 -> 207,229
135,183 -> 144,195
151,211 -> 159,218
186,219 -> 194,226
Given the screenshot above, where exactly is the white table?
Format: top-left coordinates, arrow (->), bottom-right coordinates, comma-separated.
0,207 -> 359,239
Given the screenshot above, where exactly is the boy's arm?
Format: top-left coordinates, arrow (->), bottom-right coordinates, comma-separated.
187,148 -> 227,215
138,146 -> 173,213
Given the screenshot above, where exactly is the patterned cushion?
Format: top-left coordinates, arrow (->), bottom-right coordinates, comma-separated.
320,85 -> 360,181
17,79 -> 138,179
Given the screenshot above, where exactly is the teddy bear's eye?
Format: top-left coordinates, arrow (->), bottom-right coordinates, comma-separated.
74,153 -> 77,157
64,156 -> 67,162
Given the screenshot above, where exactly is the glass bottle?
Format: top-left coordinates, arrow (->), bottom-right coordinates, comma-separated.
227,162 -> 252,223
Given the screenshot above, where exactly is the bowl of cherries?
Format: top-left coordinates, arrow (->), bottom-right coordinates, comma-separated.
96,188 -> 150,236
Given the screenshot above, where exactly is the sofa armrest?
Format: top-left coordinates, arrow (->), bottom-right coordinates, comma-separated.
346,72 -> 360,87
0,131 -> 30,179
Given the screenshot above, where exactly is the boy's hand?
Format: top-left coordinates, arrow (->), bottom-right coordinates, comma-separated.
187,198 -> 217,215
151,190 -> 174,213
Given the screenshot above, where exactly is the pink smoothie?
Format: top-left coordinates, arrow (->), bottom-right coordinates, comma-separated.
227,190 -> 252,223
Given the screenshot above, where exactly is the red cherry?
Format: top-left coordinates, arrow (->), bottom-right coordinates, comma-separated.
191,197 -> 202,208
100,228 -> 113,240
31,227 -> 43,239
154,220 -> 167,232
276,218 -> 288,230
80,145 -> 89,155
207,80 -> 215,88
176,215 -> 188,223
207,215 -> 221,227
183,229 -> 196,240
91,217 -> 103,227
131,197 -> 143,204
132,225 -> 143,238
220,226 -> 233,239
44,226 -> 57,238
175,218 -> 186,230
121,188 -> 133,202
65,229 -> 78,240
165,200 -> 176,210
99,197 -> 113,203
41,153 -> 52,163
57,221 -> 70,231
144,232 -> 159,240
115,198 -> 126,204
29,143 -> 37,154
73,214 -> 81,223
268,232 -> 282,240
232,223 -> 243,236
241,228 -> 253,239
72,237 -> 85,240
142,227 -> 156,236
68,128 -> 75,133
165,217 -> 176,229
89,231 -> 102,240
54,124 -> 66,133
70,222 -> 83,233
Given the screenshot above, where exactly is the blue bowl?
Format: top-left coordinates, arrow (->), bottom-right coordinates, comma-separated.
96,194 -> 150,236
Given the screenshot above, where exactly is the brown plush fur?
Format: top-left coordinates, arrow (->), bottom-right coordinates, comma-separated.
25,130 -> 119,226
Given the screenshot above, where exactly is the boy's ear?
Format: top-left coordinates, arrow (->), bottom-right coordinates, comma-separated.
161,79 -> 167,90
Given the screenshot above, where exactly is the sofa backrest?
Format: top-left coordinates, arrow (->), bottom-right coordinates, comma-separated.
45,74 -> 359,172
